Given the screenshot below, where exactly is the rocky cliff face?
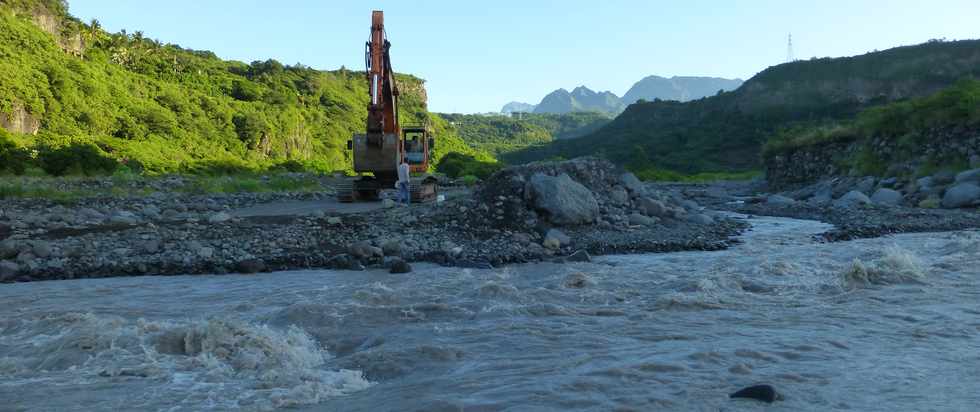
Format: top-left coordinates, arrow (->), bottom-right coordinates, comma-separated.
0,103 -> 40,135
765,129 -> 980,189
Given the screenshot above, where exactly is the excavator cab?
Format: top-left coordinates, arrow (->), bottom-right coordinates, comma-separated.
401,126 -> 433,173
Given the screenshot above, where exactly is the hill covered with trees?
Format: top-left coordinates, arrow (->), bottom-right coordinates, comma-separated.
436,112 -> 611,155
506,39 -> 980,179
0,0 -> 487,175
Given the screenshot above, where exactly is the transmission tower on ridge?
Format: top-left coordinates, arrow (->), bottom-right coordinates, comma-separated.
786,34 -> 795,63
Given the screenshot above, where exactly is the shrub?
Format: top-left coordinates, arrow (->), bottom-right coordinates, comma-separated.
0,137 -> 33,175
436,152 -> 503,179
461,175 -> 479,186
36,142 -> 118,176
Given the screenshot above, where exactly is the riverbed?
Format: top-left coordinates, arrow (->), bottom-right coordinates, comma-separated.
1,215 -> 978,411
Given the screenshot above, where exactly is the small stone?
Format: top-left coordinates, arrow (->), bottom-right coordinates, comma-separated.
567,250 -> 592,262
544,229 -> 570,246
383,199 -> 396,208
142,240 -> 161,254
327,216 -> 342,225
197,247 -> 214,259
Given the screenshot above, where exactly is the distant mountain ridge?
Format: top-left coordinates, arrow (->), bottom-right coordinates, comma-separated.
621,76 -> 744,104
503,76 -> 743,115
501,101 -> 536,114
504,39 -> 980,176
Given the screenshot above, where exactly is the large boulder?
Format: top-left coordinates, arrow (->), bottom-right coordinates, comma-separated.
636,197 -> 669,217
870,188 -> 903,206
941,183 -> 980,209
527,173 -> 599,225
854,177 -> 877,195
620,172 -> 644,194
954,168 -> 980,185
834,190 -> 871,208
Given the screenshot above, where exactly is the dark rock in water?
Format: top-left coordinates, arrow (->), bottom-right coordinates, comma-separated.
730,384 -> 782,403
567,249 -> 592,262
236,259 -> 266,274
0,223 -> 11,240
389,258 -> 412,274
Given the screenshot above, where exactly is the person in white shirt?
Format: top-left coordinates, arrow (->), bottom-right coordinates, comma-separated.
397,160 -> 410,205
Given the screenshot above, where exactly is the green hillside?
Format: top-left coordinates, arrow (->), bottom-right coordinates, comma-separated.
506,39 -> 980,178
764,78 -> 980,173
0,0 -> 486,175
436,112 -> 611,155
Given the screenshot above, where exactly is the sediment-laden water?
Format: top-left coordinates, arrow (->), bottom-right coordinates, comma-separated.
2,216 -> 979,411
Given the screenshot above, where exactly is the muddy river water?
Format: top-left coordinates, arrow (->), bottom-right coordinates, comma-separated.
1,215 -> 978,411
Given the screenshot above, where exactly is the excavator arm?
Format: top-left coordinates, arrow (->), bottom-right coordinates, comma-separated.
365,10 -> 399,146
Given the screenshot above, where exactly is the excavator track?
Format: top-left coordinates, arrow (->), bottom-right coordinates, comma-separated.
409,179 -> 438,203
336,180 -> 355,203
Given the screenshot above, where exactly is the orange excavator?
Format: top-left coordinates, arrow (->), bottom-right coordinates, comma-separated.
339,10 -> 437,202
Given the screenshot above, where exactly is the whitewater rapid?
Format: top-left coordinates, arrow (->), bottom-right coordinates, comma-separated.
1,215 -> 979,411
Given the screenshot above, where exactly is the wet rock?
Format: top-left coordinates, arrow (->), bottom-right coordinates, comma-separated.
870,188 -> 903,206
389,258 -> 412,274
349,240 -> 383,259
834,190 -> 871,208
563,272 -> 592,288
941,183 -> 980,209
628,213 -> 657,226
766,194 -> 796,206
527,173 -> 599,225
955,168 -> 980,184
567,249 -> 592,262
207,212 -> 232,224
730,384 -> 782,403
236,259 -> 266,274
0,260 -> 19,281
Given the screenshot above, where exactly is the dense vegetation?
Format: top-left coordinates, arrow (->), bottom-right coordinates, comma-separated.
436,112 -> 610,155
508,39 -> 980,178
0,0 -> 487,175
763,78 -> 980,174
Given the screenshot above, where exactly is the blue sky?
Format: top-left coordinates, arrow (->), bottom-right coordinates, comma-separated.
69,1 -> 979,113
